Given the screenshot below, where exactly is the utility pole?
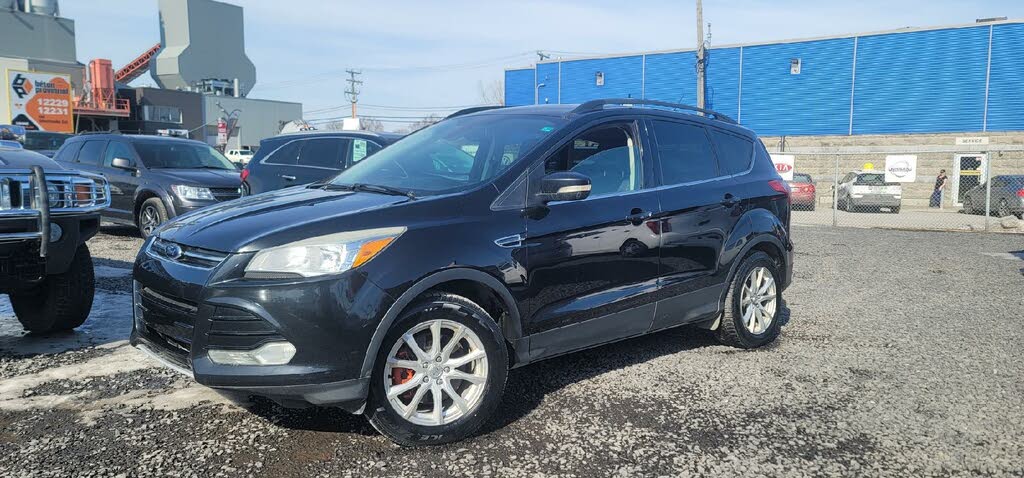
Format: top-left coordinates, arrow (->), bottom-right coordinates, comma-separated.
536,50 -> 550,62
344,69 -> 363,118
696,0 -> 706,109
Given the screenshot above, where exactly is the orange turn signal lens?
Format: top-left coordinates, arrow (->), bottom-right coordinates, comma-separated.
352,237 -> 396,269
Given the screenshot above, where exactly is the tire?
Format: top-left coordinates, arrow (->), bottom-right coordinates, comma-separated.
366,292 -> 509,446
715,251 -> 783,349
136,197 -> 168,239
10,244 -> 95,333
891,206 -> 900,214
997,199 -> 1011,218
963,197 -> 975,215
808,202 -> 816,211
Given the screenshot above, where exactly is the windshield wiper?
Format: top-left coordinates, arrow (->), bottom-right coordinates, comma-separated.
322,183 -> 416,200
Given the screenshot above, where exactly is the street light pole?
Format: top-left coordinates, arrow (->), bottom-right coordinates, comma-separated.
696,0 -> 706,109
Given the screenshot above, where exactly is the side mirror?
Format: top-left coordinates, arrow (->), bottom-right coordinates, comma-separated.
539,171 -> 592,203
111,157 -> 135,170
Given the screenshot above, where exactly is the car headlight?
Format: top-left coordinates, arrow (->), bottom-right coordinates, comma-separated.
172,184 -> 215,201
245,227 -> 405,278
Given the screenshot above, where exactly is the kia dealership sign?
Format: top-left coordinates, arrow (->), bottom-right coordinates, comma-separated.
770,154 -> 795,181
884,155 -> 917,183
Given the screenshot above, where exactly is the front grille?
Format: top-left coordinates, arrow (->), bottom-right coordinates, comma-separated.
207,305 -> 285,350
148,237 -> 228,269
210,187 -> 242,202
139,287 -> 198,357
0,172 -> 110,212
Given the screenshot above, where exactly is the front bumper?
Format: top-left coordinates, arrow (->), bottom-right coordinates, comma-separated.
130,241 -> 394,411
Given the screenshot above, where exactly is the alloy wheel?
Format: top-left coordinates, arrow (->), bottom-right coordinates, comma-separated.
740,266 -> 777,335
998,199 -> 1010,218
383,319 -> 489,426
140,206 -> 159,235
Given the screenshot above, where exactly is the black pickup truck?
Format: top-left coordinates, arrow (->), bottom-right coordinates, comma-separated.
0,143 -> 110,333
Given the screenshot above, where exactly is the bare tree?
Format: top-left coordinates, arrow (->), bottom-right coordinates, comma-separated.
360,117 -> 385,132
478,79 -> 504,106
407,114 -> 442,132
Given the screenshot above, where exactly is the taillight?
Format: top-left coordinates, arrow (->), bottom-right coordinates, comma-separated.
1016,189 -> 1024,198
768,179 -> 790,196
808,184 -> 816,193
240,168 -> 249,182
646,221 -> 661,235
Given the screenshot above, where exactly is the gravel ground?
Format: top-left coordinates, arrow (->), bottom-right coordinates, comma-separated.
0,224 -> 1022,477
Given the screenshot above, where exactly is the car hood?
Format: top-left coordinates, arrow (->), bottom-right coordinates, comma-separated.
155,186 -> 413,252
0,148 -> 64,169
146,168 -> 240,188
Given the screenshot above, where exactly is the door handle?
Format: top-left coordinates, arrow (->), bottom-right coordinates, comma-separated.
721,194 -> 739,207
626,208 -> 653,225
281,175 -> 297,181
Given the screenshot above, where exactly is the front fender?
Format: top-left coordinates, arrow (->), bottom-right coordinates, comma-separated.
358,267 -> 524,380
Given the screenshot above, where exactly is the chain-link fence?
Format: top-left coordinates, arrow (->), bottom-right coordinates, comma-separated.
773,145 -> 1024,233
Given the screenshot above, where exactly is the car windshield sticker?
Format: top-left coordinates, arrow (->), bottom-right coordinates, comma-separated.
353,139 -> 368,162
540,126 -> 554,132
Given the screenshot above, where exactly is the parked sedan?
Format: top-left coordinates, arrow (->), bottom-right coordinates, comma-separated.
787,173 -> 816,210
53,134 -> 241,237
241,131 -> 402,195
961,174 -> 1024,218
837,171 -> 901,213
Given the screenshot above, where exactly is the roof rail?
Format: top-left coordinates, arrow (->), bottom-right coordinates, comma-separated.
77,130 -> 122,135
446,106 -> 503,119
570,99 -> 737,124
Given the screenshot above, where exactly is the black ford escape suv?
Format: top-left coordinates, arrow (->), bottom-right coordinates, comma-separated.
131,99 -> 793,446
53,134 -> 240,237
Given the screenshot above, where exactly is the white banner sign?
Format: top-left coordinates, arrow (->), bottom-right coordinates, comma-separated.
884,155 -> 917,183
769,154 -> 795,181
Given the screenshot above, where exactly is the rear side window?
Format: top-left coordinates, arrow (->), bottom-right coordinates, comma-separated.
76,140 -> 107,166
298,138 -> 348,169
264,140 -> 301,165
651,120 -> 717,185
350,138 -> 382,164
708,129 -> 753,175
53,141 -> 83,163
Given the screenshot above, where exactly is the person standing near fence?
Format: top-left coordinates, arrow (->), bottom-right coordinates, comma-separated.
930,169 -> 948,208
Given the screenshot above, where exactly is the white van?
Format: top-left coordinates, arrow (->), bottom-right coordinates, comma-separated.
225,148 -> 255,166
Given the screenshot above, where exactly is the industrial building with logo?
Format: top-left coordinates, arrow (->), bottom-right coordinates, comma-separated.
0,0 -> 302,150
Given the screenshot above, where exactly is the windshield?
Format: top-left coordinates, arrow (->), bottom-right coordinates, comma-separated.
855,173 -> 895,186
791,173 -> 812,183
134,141 -> 237,170
329,114 -> 564,195
23,132 -> 71,151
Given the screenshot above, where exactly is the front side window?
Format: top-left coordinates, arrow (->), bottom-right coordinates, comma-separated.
545,122 -> 642,197
103,142 -> 135,167
652,120 -> 718,185
53,141 -> 83,163
76,140 -> 107,166
297,138 -> 348,169
133,141 -> 236,170
330,114 -> 564,196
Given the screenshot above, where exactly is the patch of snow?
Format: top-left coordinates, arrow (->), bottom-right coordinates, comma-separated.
0,291 -> 132,355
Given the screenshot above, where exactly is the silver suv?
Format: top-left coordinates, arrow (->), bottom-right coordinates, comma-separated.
837,171 -> 902,213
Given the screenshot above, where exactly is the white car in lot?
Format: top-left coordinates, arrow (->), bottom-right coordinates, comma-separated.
225,148 -> 254,166
837,170 -> 902,213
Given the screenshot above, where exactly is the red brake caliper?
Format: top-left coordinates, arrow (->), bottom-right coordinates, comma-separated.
391,349 -> 415,387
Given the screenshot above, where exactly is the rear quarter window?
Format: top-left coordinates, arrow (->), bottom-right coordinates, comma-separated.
708,129 -> 753,175
53,141 -> 83,163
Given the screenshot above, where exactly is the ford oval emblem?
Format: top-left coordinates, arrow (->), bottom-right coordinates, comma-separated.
165,243 -> 183,260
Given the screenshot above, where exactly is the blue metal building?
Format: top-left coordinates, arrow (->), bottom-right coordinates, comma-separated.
504,19 -> 1024,136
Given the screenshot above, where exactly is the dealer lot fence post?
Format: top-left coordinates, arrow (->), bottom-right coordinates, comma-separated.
771,145 -> 1024,234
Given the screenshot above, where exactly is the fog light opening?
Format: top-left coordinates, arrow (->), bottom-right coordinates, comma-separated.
208,342 -> 296,366
48,222 -> 63,243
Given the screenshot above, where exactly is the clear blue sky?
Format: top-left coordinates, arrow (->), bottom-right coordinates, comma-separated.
63,0 -> 1023,130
